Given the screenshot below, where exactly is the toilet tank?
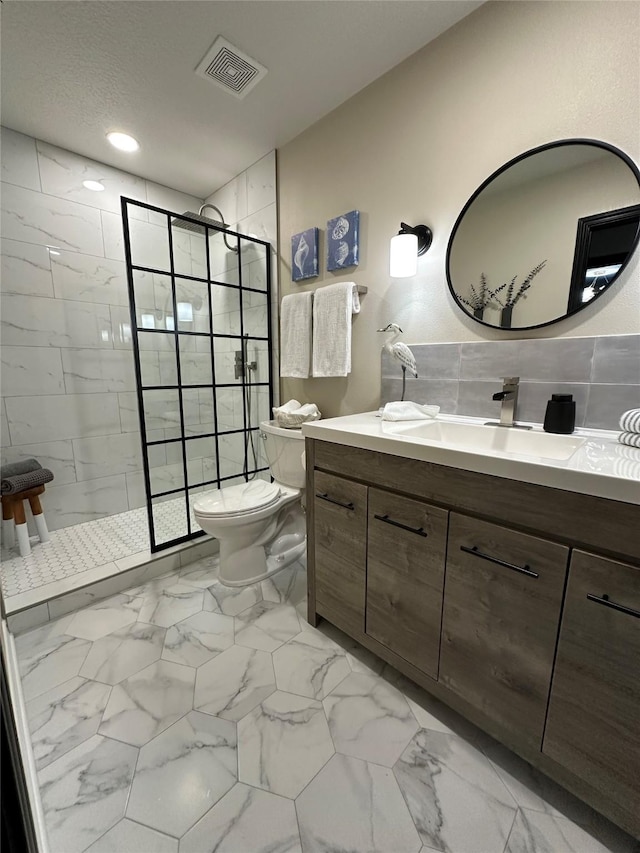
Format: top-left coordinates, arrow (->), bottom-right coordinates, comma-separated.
260,420 -> 305,489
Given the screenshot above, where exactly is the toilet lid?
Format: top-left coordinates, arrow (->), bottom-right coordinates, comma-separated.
193,480 -> 281,518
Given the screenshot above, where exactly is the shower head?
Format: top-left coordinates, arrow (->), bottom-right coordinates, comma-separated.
171,211 -> 224,234
171,203 -> 239,252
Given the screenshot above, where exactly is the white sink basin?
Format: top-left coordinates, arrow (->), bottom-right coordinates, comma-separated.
391,420 -> 586,461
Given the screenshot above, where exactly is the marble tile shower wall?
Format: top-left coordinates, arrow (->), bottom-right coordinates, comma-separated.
381,335 -> 640,430
0,128 -> 276,532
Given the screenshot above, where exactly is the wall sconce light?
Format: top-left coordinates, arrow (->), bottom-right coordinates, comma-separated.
389,222 -> 433,278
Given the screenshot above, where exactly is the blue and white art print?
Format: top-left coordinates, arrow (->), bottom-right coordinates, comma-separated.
291,227 -> 319,282
327,210 -> 359,271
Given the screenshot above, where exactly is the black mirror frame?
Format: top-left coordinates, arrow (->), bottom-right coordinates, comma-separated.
445,138 -> 640,332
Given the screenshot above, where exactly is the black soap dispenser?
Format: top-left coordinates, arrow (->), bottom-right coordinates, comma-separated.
544,394 -> 576,434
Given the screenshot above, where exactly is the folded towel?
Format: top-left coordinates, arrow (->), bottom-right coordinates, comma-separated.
377,401 -> 441,421
619,409 -> 640,433
312,282 -> 360,378
0,458 -> 41,479
273,399 -> 322,428
280,292 -> 313,378
618,431 -> 640,449
1,468 -> 54,494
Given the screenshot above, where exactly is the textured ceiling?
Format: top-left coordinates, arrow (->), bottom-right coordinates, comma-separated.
0,0 -> 483,196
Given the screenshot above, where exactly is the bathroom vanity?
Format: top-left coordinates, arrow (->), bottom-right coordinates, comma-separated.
303,414 -> 640,838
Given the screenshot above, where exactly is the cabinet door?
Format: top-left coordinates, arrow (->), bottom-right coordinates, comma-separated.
440,513 -> 569,750
543,551 -> 640,830
366,489 -> 447,679
313,471 -> 367,636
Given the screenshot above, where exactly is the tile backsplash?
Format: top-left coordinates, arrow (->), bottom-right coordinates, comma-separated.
381,334 -> 640,431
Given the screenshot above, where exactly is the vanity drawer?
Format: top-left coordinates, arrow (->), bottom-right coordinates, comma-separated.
543,551 -> 640,834
440,513 -> 569,750
313,471 -> 368,636
366,489 -> 447,679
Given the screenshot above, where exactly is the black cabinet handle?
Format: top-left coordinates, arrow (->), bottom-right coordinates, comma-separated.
315,492 -> 354,511
587,593 -> 640,619
460,545 -> 539,578
374,514 -> 428,537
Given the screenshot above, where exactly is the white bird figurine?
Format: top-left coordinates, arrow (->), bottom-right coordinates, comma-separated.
378,323 -> 418,401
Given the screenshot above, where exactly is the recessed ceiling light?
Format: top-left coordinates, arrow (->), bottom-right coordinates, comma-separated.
106,131 -> 139,152
83,180 -> 105,192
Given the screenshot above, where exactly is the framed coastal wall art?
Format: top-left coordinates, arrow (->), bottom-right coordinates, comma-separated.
327,210 -> 359,271
291,227 -> 319,281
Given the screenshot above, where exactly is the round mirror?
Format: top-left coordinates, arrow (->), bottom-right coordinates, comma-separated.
446,139 -> 640,330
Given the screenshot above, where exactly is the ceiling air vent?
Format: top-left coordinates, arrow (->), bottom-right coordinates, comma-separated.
195,36 -> 267,99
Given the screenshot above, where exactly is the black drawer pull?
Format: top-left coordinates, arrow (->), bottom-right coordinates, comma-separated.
460,545 -> 539,578
315,492 -> 354,511
374,514 -> 428,537
587,593 -> 640,619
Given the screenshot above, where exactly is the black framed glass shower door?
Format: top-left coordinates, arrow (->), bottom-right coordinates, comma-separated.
121,198 -> 273,552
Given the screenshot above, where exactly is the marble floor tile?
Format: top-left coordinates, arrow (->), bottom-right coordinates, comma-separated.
205,578 -> 262,616
179,555 -> 221,589
237,690 -> 334,798
317,620 -> 387,676
482,739 -> 590,822
261,560 -> 306,608
14,614 -> 75,656
84,818 -> 178,853
393,729 -> 518,852
126,711 -> 237,838
323,670 -> 419,767
234,601 -> 301,652
505,808 -> 623,853
296,753 -> 422,853
273,629 -> 350,700
162,610 -> 235,668
137,582 -> 204,628
38,734 -> 138,853
180,783 -> 301,853
18,632 -> 91,701
195,644 -> 276,721
79,621 -> 165,684
98,659 -> 195,746
65,593 -> 143,641
26,676 -> 111,770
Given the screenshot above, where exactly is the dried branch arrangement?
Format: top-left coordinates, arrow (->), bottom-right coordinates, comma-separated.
455,273 -> 497,312
492,260 -> 548,308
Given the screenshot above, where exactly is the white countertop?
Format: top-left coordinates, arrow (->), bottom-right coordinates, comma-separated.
302,412 -> 640,506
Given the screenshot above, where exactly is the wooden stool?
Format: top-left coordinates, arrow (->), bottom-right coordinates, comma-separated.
1,485 -> 50,557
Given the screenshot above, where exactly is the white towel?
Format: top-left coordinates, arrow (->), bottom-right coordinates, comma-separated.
312,282 -> 360,377
280,292 -> 313,378
272,399 -> 322,428
377,401 -> 440,421
618,431 -> 640,449
619,409 -> 640,433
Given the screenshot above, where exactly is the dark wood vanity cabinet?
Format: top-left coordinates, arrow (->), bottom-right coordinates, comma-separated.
543,551 -> 640,828
439,514 -> 569,751
306,437 -> 640,836
366,489 -> 447,679
312,470 -> 367,636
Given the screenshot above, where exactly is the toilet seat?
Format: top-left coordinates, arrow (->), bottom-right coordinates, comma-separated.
193,480 -> 281,519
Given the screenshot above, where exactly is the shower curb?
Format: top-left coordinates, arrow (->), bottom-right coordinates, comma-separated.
6,538 -> 219,635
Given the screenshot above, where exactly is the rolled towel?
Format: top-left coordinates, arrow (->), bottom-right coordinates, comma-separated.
619,409 -> 640,433
1,468 -> 54,494
618,431 -> 640,449
273,399 -> 322,428
0,458 -> 41,479
377,401 -> 440,421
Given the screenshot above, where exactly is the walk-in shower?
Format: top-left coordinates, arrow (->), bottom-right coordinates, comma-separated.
122,197 -> 274,552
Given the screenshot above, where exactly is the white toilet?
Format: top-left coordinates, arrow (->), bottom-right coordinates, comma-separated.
193,420 -> 306,587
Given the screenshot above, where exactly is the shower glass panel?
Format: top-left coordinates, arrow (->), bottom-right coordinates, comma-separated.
122,198 -> 273,551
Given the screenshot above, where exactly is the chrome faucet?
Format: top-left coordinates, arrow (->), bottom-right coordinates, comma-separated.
486,377 -> 531,429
